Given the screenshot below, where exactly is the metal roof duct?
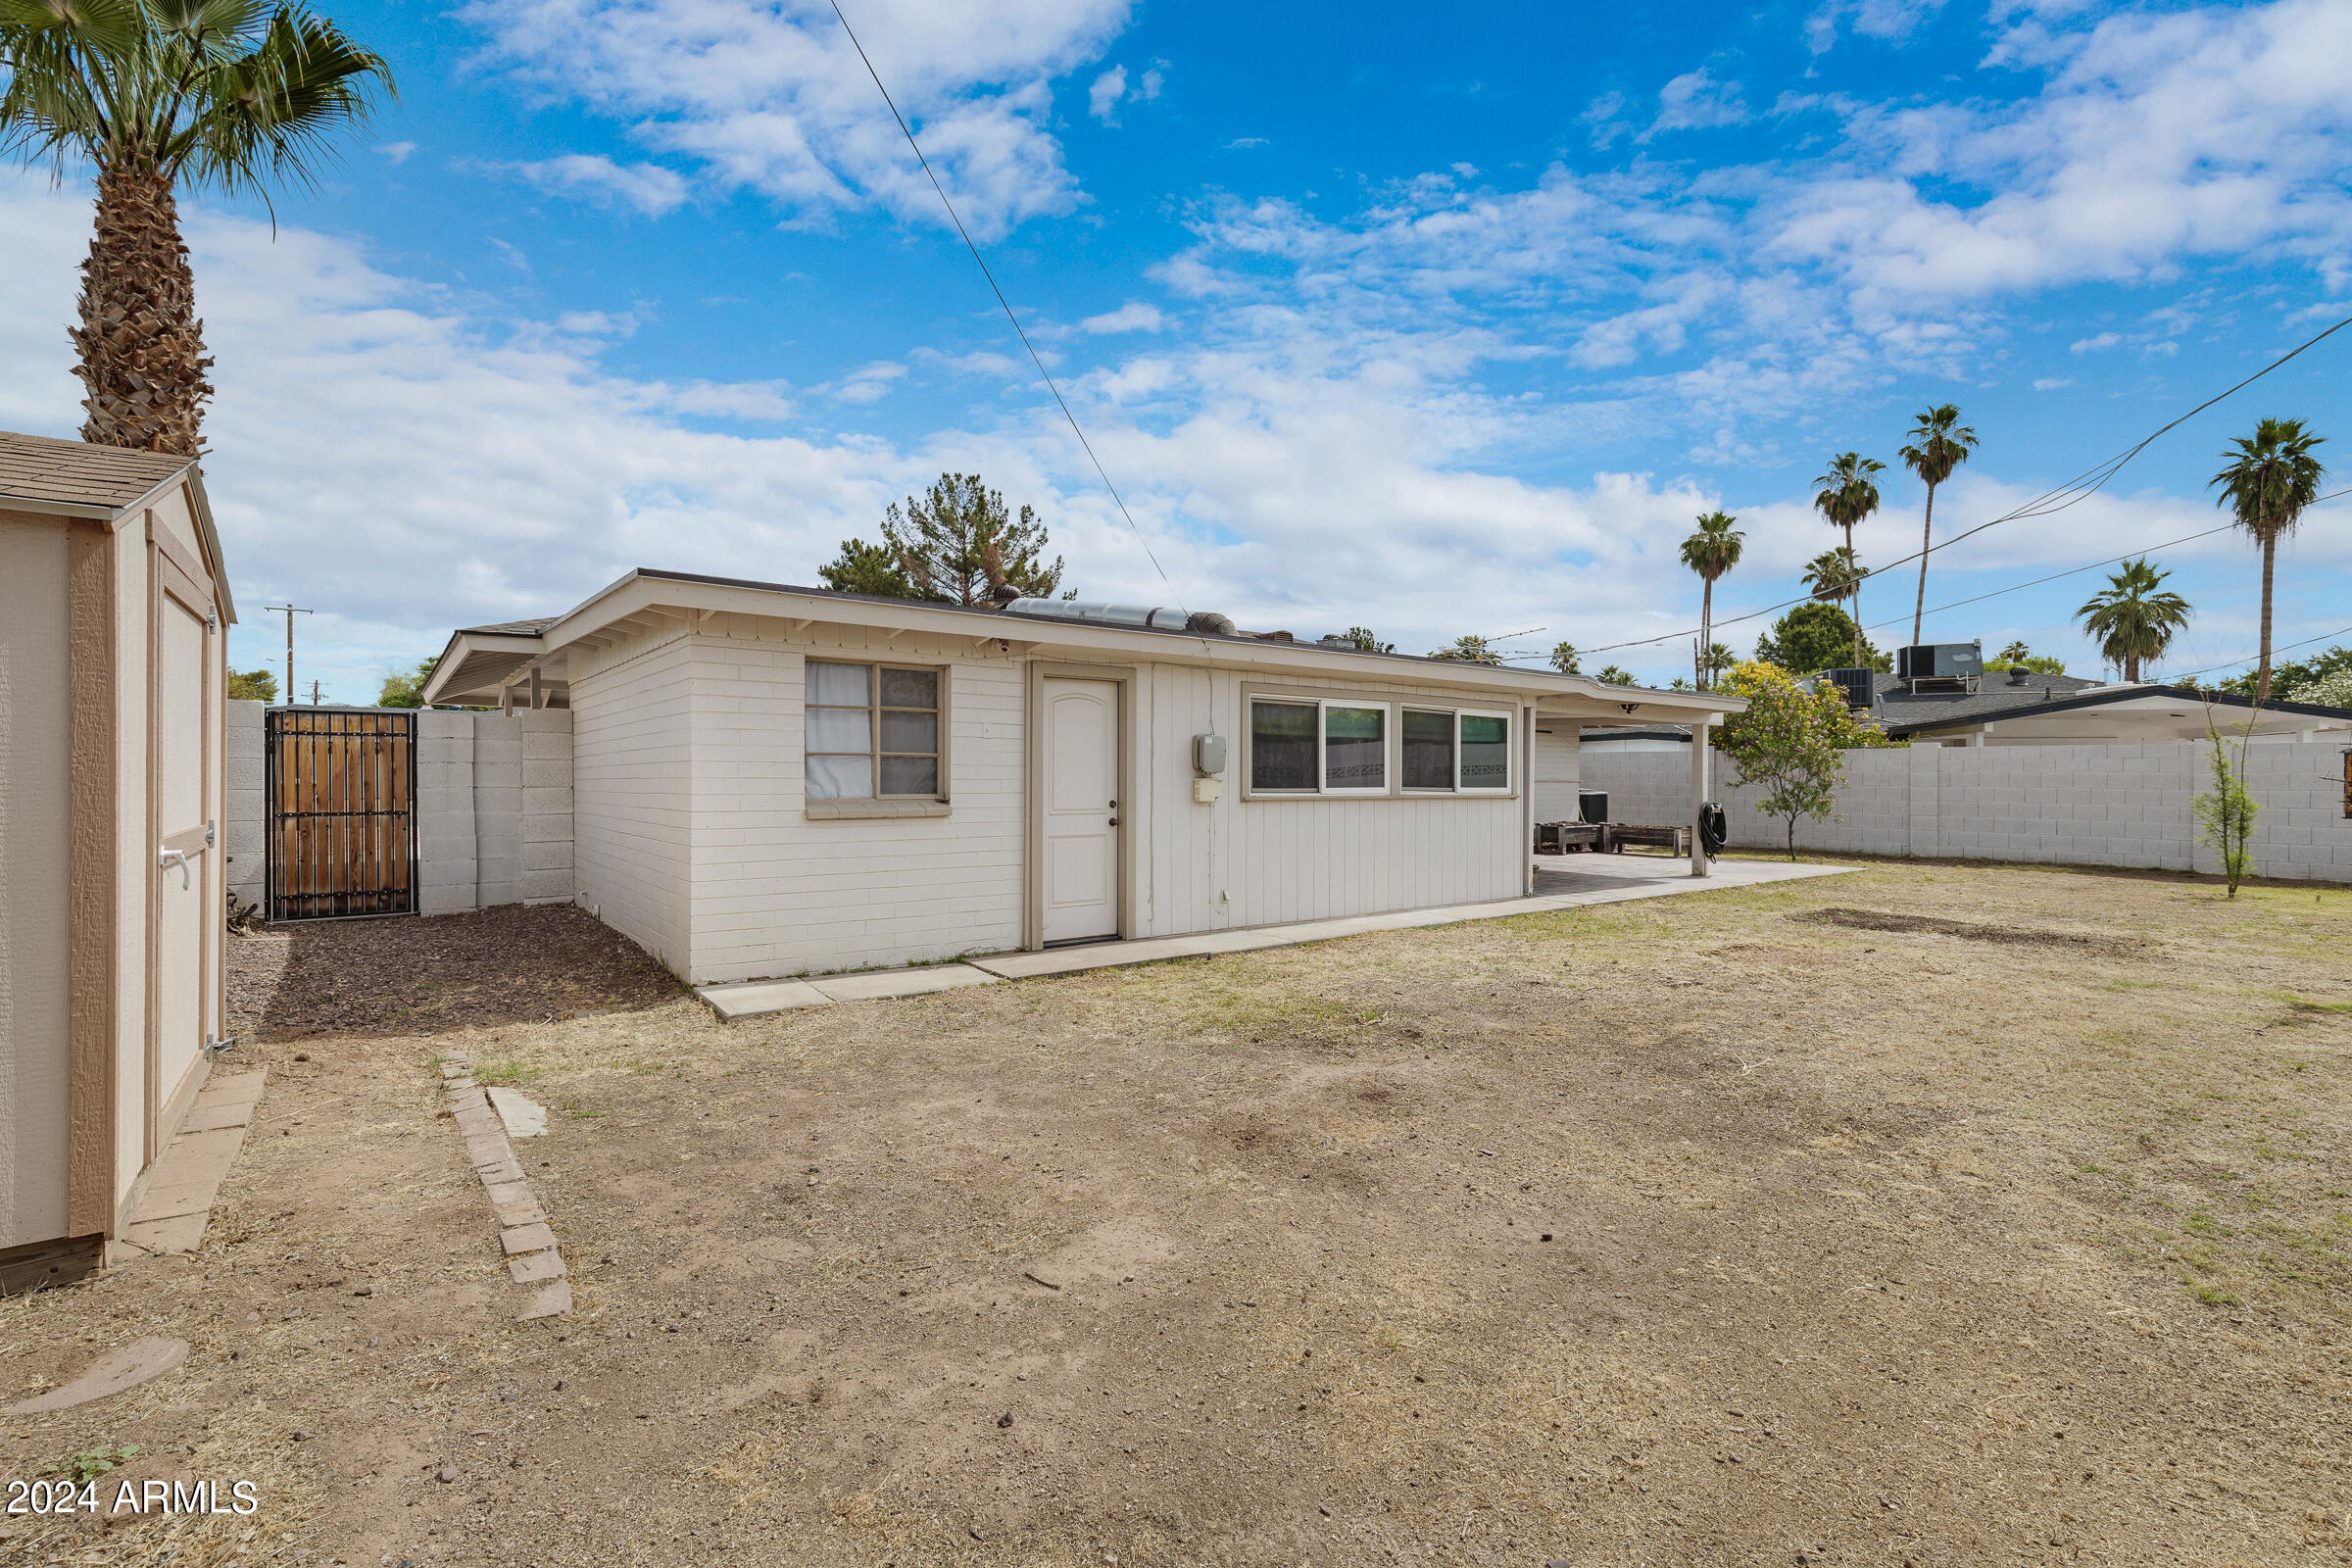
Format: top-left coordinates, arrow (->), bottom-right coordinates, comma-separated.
1002,598 -> 1236,637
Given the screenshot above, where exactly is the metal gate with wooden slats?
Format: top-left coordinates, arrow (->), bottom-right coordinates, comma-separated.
266,708 -> 418,920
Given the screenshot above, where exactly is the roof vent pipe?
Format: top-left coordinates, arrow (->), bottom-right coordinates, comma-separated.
1001,597 -> 1232,636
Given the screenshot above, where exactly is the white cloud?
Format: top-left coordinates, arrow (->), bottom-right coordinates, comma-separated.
377,141 -> 416,165
1805,0 -> 1951,55
826,361 -> 907,403
1088,65 -> 1125,122
2070,331 -> 2121,353
1080,301 -> 1163,334
463,0 -> 1134,237
2032,375 -> 2074,389
508,153 -> 691,216
1642,69 -> 1749,140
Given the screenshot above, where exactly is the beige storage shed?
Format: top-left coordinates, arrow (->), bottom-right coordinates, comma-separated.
0,429 -> 234,1290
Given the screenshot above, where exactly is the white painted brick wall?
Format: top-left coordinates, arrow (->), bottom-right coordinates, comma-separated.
1583,738 -> 2352,881
680,623 -> 1025,984
569,627 -> 694,976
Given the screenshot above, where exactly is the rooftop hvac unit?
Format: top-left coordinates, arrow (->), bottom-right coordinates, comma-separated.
1897,641 -> 1983,681
1820,667 -> 1877,710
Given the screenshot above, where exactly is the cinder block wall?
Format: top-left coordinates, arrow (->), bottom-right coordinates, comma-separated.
1583,739 -> 2352,881
225,703 -> 572,919
225,700 -> 268,912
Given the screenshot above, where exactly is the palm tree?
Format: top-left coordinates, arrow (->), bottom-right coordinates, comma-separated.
1898,405 -> 1977,649
1801,547 -> 1866,613
1,0 -> 393,455
1813,452 -> 1886,666
2210,417 -> 2327,702
1678,511 -> 1743,689
2077,558 -> 2191,683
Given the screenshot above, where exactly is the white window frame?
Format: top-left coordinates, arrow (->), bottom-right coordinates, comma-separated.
1318,699 -> 1391,797
1397,704 -> 1457,795
1246,697 -> 1321,796
1399,705 -> 1514,795
804,658 -> 948,802
1455,707 -> 1514,795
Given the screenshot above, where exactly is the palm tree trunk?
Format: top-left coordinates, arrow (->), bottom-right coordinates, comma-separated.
72,161 -> 213,457
1698,580 -> 1713,690
2256,533 -> 2277,704
1845,521 -> 1862,665
1911,483 -> 1935,648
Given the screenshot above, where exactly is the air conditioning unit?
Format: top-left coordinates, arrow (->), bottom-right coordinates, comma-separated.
1897,641 -> 1983,681
1819,667 -> 1877,710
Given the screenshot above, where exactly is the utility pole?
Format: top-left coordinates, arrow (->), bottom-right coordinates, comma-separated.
263,604 -> 311,706
309,679 -> 323,707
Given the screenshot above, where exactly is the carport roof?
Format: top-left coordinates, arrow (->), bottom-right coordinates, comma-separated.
0,428 -> 195,516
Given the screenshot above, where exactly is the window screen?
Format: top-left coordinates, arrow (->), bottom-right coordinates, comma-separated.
1460,712 -> 1511,790
1324,705 -> 1386,791
1402,709 -> 1454,791
1250,701 -> 1317,792
806,662 -> 941,799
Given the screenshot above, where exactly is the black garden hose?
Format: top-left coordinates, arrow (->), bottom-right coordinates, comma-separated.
1698,803 -> 1729,856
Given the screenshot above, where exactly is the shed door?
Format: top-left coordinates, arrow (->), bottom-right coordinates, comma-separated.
1041,678 -> 1119,944
151,578 -> 215,1156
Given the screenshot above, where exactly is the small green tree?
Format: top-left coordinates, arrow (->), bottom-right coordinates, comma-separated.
1593,663 -> 1636,685
1429,634 -> 1502,664
817,537 -> 917,598
882,472 -> 1062,606
225,666 -> 276,703
1548,641 -> 1582,674
379,655 -> 439,708
1716,660 -> 1881,858
2192,702 -> 2261,898
1755,602 -> 1888,674
1336,626 -> 1394,653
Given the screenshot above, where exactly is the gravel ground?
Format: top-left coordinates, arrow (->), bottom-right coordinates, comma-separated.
3,858 -> 2348,1568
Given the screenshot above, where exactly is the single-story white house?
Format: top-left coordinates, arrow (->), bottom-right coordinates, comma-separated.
0,430 -> 233,1288
421,570 -> 1743,984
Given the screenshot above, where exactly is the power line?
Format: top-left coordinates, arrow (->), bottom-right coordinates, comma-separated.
1539,312 -> 2352,665
829,2 -> 1187,618
1843,486 -> 2352,641
2164,622 -> 2352,684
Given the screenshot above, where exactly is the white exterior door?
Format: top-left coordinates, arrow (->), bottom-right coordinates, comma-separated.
1041,678 -> 1119,944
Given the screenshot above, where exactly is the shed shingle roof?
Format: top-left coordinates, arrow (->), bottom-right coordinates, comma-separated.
0,428 -> 194,514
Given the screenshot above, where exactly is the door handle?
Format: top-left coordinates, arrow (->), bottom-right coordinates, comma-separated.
1108,818 -> 1119,827
159,847 -> 192,890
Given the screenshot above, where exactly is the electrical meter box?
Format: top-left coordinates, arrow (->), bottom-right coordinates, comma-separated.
1193,733 -> 1228,776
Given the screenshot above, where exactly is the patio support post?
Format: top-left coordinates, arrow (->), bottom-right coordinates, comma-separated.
1690,717 -> 1711,878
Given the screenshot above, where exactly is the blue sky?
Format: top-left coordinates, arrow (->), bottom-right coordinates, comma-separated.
3,0 -> 2348,697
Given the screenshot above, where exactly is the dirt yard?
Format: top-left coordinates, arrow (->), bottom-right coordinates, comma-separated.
4,859 -> 2349,1568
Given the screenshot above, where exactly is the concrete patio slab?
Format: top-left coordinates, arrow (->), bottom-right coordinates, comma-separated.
693,857 -> 1855,1010
3,1338 -> 189,1415
969,856 -> 1855,981
808,964 -> 998,1003
119,1070 -> 267,1254
697,977 -> 830,1020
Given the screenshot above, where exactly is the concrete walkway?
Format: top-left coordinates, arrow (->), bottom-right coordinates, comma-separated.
696,854 -> 1852,1021
119,1068 -> 267,1254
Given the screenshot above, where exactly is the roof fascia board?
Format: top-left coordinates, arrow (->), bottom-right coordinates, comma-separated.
534,572 -> 1748,711
419,629 -> 551,705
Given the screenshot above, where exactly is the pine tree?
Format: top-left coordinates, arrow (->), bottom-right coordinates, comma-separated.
882,473 -> 1063,606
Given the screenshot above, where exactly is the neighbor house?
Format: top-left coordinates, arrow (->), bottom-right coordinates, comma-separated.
420,570 -> 1743,984
0,430 -> 233,1289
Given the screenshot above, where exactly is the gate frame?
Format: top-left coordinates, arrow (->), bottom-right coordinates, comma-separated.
264,705 -> 420,922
